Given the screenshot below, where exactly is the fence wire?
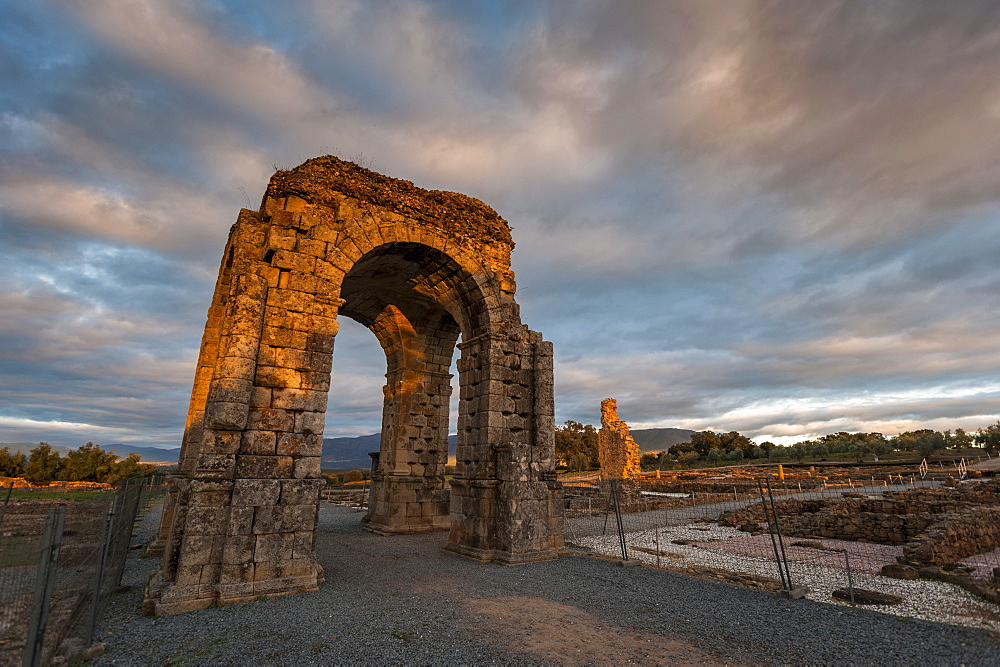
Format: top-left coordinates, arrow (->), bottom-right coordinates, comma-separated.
0,476 -> 164,666
564,469 -> 1000,618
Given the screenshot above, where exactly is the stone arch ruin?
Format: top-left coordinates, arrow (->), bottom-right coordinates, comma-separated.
144,156 -> 563,615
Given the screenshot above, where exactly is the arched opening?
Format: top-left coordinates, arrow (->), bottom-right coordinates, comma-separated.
337,242 -> 485,533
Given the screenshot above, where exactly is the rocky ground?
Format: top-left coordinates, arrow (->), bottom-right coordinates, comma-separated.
89,502 -> 1000,665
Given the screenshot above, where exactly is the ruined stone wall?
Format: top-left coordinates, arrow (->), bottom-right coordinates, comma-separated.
903,506 -> 1000,565
597,398 -> 640,479
720,481 -> 1000,562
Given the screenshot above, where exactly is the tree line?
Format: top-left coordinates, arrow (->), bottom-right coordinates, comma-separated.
555,420 -> 1000,471
0,442 -> 157,484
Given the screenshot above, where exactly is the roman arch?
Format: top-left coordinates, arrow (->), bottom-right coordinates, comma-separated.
144,156 -> 564,615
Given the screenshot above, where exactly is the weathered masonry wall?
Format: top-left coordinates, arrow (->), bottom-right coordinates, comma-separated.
598,398 -> 641,480
145,156 -> 563,615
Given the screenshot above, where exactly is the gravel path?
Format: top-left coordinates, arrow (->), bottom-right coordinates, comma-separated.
93,502 -> 1000,665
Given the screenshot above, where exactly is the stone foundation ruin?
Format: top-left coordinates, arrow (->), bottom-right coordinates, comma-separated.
144,156 -> 563,615
720,480 -> 1000,587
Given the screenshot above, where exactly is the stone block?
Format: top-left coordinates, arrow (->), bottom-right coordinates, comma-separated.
267,287 -> 311,313
277,432 -> 322,457
236,454 -> 294,479
240,430 -> 277,455
232,478 -> 282,506
296,238 -> 327,258
255,365 -> 303,389
185,507 -> 229,536
254,533 -> 294,563
274,348 -> 313,371
228,507 -> 255,535
195,453 -> 236,479
204,401 -> 249,431
220,562 -> 255,583
200,431 -> 241,455
252,507 -> 284,534
295,411 -> 326,435
292,531 -> 315,559
215,356 -> 257,380
246,408 -> 295,432
249,386 -> 273,408
281,479 -> 323,505
178,535 -> 215,567
262,326 -> 308,350
293,457 -> 321,479
270,249 -> 314,273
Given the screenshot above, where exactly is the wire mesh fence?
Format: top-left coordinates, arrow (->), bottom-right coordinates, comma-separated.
0,476 -> 164,666
564,468 -> 1000,622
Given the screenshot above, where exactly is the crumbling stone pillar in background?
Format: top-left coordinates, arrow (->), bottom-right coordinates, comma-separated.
144,156 -> 563,615
598,398 -> 641,479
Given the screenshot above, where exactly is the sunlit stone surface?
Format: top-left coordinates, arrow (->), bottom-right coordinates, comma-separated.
144,156 -> 563,615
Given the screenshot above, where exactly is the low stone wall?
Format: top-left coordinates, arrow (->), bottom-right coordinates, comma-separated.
903,506 -> 1000,565
718,481 -> 1000,563
780,512 -> 934,545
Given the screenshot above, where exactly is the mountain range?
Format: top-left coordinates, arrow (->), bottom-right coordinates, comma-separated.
2,426 -> 697,472
320,427 -> 697,471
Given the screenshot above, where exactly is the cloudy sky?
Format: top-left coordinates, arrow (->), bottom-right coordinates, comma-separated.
2,0 -> 999,450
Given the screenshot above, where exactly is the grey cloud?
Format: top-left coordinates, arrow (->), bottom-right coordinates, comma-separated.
2,0 -> 999,451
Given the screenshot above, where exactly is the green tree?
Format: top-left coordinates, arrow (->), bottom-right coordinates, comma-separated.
555,421 -> 599,470
975,422 -> 1000,454
110,453 -> 156,482
689,431 -> 723,457
23,443 -> 63,484
0,447 -> 26,477
719,431 -> 754,455
62,442 -> 119,482
567,452 -> 591,472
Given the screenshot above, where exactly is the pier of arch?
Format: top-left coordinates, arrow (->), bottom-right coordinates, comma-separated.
144,156 -> 563,615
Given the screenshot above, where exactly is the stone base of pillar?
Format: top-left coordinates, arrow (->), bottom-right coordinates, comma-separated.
364,474 -> 450,534
443,478 -> 564,564
143,563 -> 324,616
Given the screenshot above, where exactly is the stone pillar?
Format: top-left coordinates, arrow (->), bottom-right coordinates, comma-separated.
443,329 -> 563,563
364,369 -> 452,534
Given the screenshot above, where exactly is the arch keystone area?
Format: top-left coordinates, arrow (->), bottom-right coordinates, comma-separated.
144,156 -> 564,615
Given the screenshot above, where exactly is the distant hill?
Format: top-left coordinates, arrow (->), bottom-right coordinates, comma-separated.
321,433 -> 460,471
103,445 -> 180,464
320,427 -> 698,470
630,428 -> 697,452
322,433 -> 382,470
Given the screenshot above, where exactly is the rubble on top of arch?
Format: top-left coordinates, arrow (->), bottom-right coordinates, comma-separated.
265,155 -> 514,248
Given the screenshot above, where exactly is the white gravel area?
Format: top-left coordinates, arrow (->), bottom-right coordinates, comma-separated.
573,523 -> 1000,633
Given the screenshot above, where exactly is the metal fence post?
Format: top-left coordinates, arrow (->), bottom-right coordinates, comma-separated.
0,481 -> 13,529
609,480 -> 630,562
765,479 -> 794,591
843,549 -> 856,604
757,480 -> 789,591
88,488 -> 117,645
24,506 -> 66,667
